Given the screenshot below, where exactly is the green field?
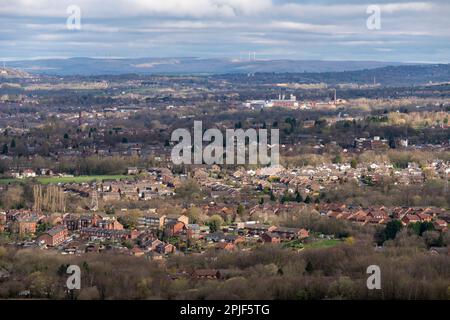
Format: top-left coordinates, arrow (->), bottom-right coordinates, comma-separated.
304,239 -> 342,249
0,175 -> 128,185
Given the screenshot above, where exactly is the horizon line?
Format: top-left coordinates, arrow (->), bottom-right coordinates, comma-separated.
1,56 -> 449,65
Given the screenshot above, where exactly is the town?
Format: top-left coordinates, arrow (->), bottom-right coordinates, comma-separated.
0,63 -> 449,300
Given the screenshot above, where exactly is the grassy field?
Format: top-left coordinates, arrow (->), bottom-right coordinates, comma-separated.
0,175 -> 128,185
304,238 -> 342,249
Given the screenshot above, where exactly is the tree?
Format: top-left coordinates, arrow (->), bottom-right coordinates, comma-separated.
332,154 -> 342,164
328,276 -> 356,299
57,264 -> 70,277
1,185 -> 25,209
269,191 -> 276,201
36,222 -> 52,234
419,221 -> 435,236
304,195 -> 312,204
422,231 -> 442,248
175,179 -> 202,199
280,192 -> 292,204
105,206 -> 115,215
63,133 -> 69,139
384,220 -> 403,241
305,261 -> 314,274
350,159 -> 357,169
117,211 -> 141,229
10,139 -> 16,148
408,221 -> 435,236
28,271 -> 54,298
237,204 -> 245,216
186,206 -> 202,223
208,215 -> 224,233
1,144 -> 7,155
374,226 -> 386,245
0,246 -> 6,259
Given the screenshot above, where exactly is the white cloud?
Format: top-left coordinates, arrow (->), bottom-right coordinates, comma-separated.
380,2 -> 433,13
0,0 -> 273,18
269,21 -> 343,34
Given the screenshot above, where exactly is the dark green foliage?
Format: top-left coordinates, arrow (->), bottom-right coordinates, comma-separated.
384,220 -> 403,241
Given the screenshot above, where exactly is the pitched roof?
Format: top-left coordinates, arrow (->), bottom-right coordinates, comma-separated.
46,225 -> 67,236
264,232 -> 280,239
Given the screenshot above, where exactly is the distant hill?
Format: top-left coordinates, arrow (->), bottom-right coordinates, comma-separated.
218,64 -> 450,87
4,57 -> 405,76
304,64 -> 450,86
3,58 -> 449,86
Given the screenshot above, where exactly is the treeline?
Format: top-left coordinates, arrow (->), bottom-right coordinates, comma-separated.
324,180 -> 450,208
0,155 -> 155,176
282,149 -> 450,169
214,65 -> 450,87
0,233 -> 448,300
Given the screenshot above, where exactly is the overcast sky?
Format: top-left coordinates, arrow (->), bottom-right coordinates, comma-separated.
1,0 -> 449,62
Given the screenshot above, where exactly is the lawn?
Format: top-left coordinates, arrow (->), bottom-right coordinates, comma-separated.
0,175 -> 128,185
304,238 -> 342,249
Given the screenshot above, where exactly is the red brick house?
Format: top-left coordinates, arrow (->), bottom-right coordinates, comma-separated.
155,243 -> 176,254
17,219 -> 38,235
327,210 -> 343,219
80,228 -> 138,241
244,224 -> 277,235
433,219 -> 448,231
271,227 -> 309,240
150,239 -> 163,251
215,242 -> 235,251
38,226 -> 68,247
79,214 -> 103,229
130,246 -> 145,257
417,213 -> 432,222
63,214 -> 79,231
261,232 -> 281,243
191,269 -> 221,279
164,221 -> 187,237
224,235 -> 245,245
401,214 -> 421,225
97,219 -> 124,230
164,214 -> 189,226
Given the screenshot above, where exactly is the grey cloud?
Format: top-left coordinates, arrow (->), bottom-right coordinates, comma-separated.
0,0 -> 449,62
